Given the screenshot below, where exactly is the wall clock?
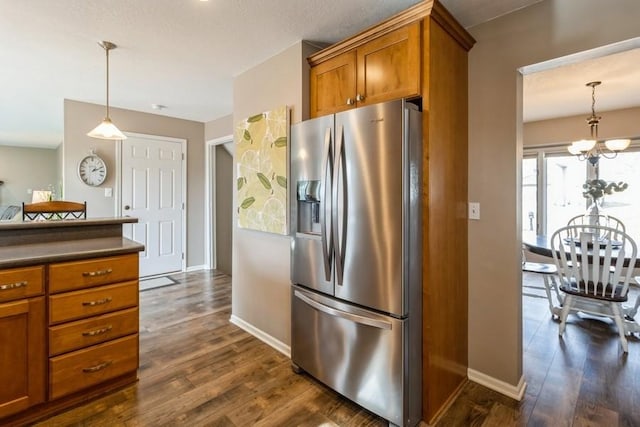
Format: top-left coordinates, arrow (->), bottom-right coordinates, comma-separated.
78,153 -> 108,186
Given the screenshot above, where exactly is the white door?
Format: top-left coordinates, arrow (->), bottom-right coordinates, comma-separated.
122,135 -> 184,277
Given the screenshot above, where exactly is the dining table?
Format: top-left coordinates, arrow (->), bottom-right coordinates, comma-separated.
522,230 -> 640,335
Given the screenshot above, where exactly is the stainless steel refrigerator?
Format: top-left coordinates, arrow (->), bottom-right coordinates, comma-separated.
290,99 -> 422,427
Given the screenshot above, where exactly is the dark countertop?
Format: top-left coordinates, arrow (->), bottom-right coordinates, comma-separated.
0,217 -> 137,231
0,217 -> 144,268
0,237 -> 144,268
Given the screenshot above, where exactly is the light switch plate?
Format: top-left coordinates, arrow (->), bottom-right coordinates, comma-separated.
104,187 -> 113,197
469,202 -> 480,220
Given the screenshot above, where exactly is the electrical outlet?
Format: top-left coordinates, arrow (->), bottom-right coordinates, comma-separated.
469,202 -> 480,220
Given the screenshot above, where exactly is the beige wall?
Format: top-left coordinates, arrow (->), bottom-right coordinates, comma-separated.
63,99 -> 206,268
205,114 -> 233,141
524,106 -> 640,147
468,0 -> 640,387
0,145 -> 58,205
231,41 -> 317,345
215,145 -> 233,275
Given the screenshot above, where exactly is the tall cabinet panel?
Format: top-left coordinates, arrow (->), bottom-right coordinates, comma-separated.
0,297 -> 45,418
306,1 -> 475,423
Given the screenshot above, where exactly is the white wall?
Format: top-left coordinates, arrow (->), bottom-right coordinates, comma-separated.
231,41 -> 317,347
468,0 -> 640,387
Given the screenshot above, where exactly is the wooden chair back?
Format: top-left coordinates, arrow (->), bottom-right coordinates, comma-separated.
22,201 -> 87,221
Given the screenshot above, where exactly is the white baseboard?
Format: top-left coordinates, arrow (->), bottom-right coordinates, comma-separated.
229,314 -> 291,357
467,368 -> 527,401
186,264 -> 206,272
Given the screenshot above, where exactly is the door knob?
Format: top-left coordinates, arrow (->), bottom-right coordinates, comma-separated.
124,205 -> 130,210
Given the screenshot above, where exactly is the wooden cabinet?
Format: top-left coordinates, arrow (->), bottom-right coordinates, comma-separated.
0,297 -> 45,418
47,253 -> 139,400
309,22 -> 421,118
306,2 -> 475,423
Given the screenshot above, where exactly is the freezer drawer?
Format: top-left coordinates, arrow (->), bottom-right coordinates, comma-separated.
291,286 -> 420,427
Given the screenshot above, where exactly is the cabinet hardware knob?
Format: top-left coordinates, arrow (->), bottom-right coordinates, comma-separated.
82,360 -> 113,373
356,93 -> 365,102
82,325 -> 113,336
346,98 -> 354,105
82,268 -> 113,277
82,297 -> 113,307
124,205 -> 131,210
0,281 -> 27,291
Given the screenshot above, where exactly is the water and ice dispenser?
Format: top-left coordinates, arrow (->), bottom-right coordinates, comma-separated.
296,180 -> 321,234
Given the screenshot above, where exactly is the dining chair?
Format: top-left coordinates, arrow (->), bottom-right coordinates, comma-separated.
550,224 -> 637,352
522,248 -> 562,318
567,213 -> 625,233
22,201 -> 87,221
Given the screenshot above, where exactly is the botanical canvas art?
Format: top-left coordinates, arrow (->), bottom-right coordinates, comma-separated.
235,106 -> 288,235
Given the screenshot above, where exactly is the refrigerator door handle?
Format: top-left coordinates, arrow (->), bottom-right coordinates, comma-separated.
333,125 -> 345,286
320,127 -> 333,281
294,290 -> 392,330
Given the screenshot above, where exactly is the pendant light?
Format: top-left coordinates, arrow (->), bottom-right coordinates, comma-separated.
87,41 -> 127,140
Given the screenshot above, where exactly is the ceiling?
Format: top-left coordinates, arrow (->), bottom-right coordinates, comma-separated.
10,0 -> 636,149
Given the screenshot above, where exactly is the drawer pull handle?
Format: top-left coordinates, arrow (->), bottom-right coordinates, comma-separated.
82,325 -> 113,337
82,297 -> 113,307
82,360 -> 113,373
0,281 -> 27,291
82,268 -> 113,277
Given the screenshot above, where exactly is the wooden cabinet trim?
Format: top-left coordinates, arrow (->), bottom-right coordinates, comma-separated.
49,334 -> 139,400
49,254 -> 139,294
308,1 -> 473,67
0,266 -> 44,303
0,297 -> 45,418
49,307 -> 139,356
356,21 -> 421,106
48,280 -> 139,325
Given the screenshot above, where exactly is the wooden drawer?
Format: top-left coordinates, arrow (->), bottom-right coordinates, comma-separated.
49,334 -> 138,400
49,307 -> 139,356
49,281 -> 138,325
0,266 -> 44,303
49,254 -> 139,293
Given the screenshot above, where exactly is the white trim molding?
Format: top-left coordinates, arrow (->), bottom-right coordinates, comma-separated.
229,314 -> 291,357
186,264 -> 207,273
467,368 -> 527,401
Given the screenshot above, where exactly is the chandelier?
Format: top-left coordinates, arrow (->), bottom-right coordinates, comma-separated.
567,81 -> 629,165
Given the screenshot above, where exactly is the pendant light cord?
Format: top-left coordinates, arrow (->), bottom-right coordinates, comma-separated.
105,44 -> 110,120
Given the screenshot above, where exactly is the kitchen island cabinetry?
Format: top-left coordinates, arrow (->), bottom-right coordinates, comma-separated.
309,22 -> 420,118
0,218 -> 144,427
0,265 -> 45,418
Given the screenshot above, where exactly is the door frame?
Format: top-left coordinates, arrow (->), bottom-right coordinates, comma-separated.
116,132 -> 188,273
205,134 -> 234,270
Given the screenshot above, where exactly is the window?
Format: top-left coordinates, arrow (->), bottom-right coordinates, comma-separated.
523,141 -> 639,239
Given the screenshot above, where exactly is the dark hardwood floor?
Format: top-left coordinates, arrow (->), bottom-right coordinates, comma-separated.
35,270 -> 640,426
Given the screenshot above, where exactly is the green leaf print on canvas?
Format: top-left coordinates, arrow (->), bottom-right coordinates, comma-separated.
257,173 -> 272,190
240,197 -> 255,209
243,129 -> 252,143
276,176 -> 287,188
247,113 -> 264,123
273,137 -> 287,148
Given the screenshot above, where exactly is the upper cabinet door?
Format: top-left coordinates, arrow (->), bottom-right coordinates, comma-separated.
310,50 -> 356,118
356,22 -> 421,107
